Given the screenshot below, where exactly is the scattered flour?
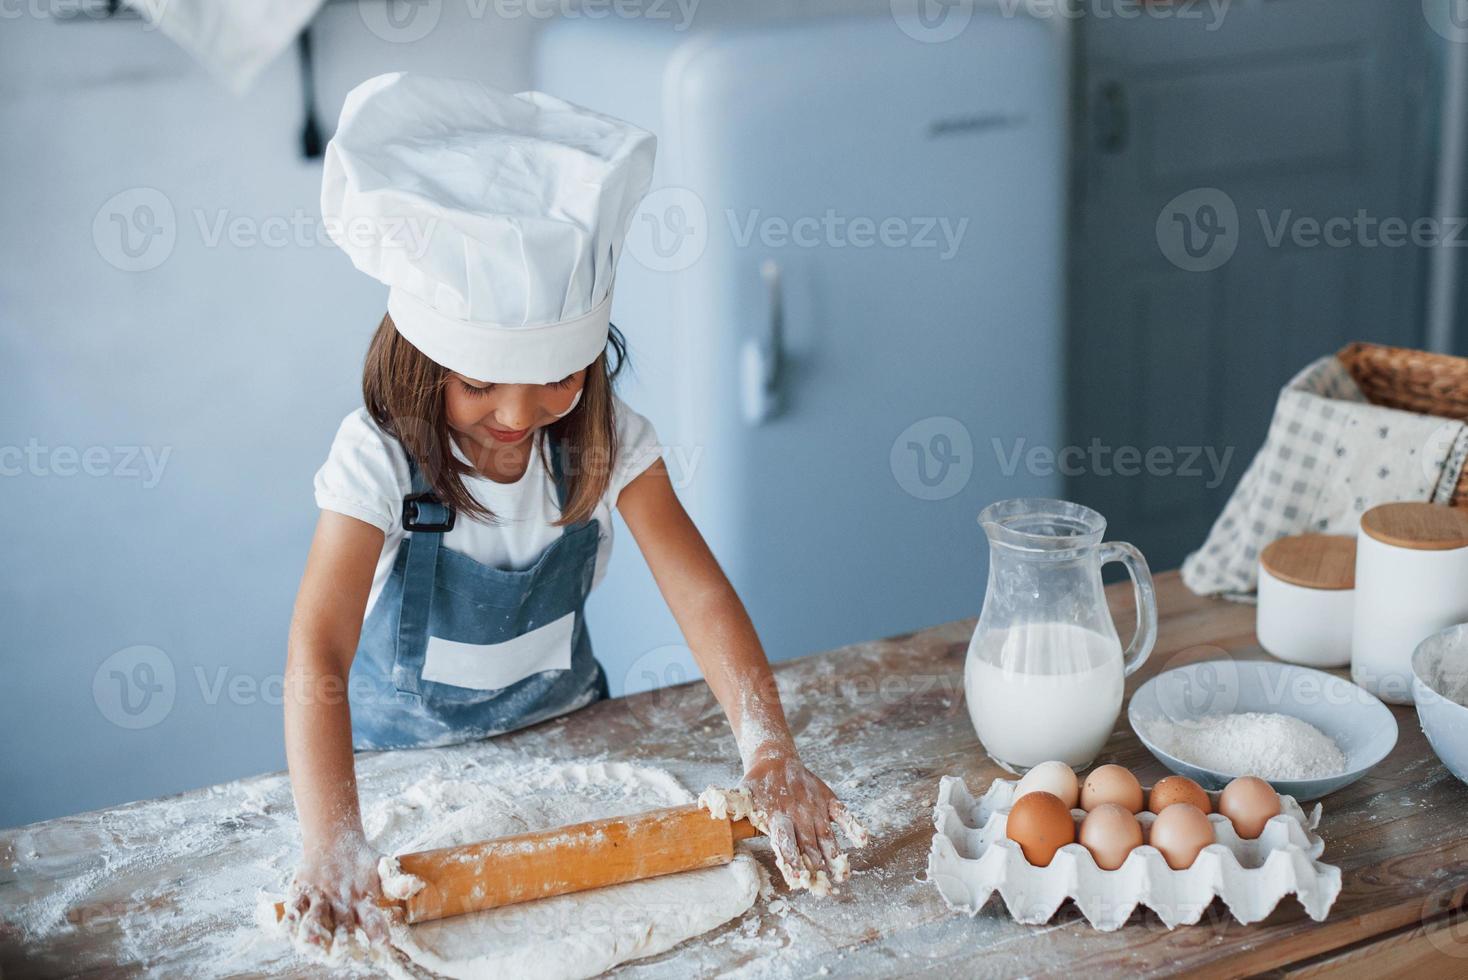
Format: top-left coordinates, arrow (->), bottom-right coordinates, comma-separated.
2,630 -> 942,979
1144,712 -> 1347,780
265,760 -> 761,980
0,753 -> 765,979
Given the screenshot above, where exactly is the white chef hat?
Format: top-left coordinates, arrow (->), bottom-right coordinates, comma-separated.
321,73 -> 656,384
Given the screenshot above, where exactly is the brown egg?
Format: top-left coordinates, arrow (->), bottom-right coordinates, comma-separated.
1148,775 -> 1212,815
1148,802 -> 1215,870
1218,776 -> 1282,839
1004,790 -> 1077,867
1080,764 -> 1144,814
1078,803 -> 1145,871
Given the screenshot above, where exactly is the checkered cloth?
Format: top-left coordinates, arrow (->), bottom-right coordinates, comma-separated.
1181,355 -> 1468,599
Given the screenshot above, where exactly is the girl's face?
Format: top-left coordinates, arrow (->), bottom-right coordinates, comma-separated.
444,369 -> 586,450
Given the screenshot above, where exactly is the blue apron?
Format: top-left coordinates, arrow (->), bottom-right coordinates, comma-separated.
349,433 -> 607,750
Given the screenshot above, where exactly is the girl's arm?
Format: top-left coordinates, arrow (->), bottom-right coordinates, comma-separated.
282,511 -> 392,945
617,458 -> 849,878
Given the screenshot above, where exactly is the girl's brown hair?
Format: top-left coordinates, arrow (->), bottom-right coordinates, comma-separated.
362,314 -> 627,527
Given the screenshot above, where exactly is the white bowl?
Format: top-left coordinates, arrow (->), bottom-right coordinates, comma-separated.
1128,660 -> 1398,801
1412,624 -> 1468,787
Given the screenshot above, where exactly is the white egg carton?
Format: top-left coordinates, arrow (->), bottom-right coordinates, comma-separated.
927,775 -> 1342,931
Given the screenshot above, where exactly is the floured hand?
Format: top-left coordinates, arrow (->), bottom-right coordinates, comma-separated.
702,749 -> 869,896
283,830 -> 395,954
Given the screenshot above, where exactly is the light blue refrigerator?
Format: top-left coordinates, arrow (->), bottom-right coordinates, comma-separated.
536,10 -> 1069,694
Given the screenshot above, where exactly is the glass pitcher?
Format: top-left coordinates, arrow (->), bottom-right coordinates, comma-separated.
965,498 -> 1157,773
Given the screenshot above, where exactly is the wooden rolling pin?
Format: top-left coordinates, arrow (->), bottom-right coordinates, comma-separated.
274,804 -> 759,925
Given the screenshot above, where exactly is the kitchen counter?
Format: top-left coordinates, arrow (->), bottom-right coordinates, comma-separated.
3,571 -> 1466,978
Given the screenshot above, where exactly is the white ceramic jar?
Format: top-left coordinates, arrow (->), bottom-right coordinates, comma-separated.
1257,534 -> 1355,668
1351,503 -> 1468,704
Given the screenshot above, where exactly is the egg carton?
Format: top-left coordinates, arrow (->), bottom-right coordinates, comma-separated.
927,775 -> 1342,931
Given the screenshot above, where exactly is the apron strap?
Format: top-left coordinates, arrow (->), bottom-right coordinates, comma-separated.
392,454 -> 448,702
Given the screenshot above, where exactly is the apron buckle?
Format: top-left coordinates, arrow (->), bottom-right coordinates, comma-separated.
403,492 -> 456,533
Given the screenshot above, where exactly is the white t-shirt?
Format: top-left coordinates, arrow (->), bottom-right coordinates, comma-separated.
314,396 -> 662,618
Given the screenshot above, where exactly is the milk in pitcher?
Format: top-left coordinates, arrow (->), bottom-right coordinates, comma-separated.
966,622 -> 1125,771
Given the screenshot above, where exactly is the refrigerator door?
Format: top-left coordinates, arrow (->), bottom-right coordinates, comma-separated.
538,13 -> 1068,693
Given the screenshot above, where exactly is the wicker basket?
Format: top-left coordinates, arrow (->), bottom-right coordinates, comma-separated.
1336,342 -> 1468,506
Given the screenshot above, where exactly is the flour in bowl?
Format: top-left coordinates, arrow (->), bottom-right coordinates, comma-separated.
1144,712 -> 1347,780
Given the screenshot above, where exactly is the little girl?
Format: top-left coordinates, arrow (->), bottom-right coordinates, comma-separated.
282,73 -> 851,948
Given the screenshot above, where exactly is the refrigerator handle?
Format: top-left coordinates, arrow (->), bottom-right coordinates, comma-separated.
741,258 -> 785,424
1094,79 -> 1130,154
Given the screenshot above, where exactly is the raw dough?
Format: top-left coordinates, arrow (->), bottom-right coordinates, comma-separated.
698,786 -> 869,897
270,760 -> 760,980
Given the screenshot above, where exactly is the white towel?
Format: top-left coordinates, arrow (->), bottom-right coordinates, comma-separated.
1182,355 -> 1468,599
127,0 -> 326,94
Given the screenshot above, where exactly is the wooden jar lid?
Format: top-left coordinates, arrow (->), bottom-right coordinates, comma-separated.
1360,502 -> 1468,551
1260,534 -> 1357,590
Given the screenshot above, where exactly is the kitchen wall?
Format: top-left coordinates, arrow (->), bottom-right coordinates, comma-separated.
0,5 -> 532,828
0,0 -> 899,828
4,0 -> 1463,829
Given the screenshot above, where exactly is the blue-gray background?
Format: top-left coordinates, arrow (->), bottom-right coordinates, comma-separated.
4,0 -> 1467,827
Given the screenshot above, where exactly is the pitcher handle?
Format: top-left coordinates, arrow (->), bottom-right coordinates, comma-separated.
1097,541 -> 1157,677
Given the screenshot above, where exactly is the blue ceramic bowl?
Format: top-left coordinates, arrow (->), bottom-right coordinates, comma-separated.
1412,625 -> 1468,788
1128,659 -> 1398,801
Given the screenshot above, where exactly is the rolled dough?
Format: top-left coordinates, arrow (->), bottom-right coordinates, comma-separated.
274,760 -> 761,980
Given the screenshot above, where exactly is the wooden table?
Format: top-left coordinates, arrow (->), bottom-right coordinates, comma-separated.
4,572 -> 1467,978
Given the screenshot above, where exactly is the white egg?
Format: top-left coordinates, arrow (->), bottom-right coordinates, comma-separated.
1015,760 -> 1080,810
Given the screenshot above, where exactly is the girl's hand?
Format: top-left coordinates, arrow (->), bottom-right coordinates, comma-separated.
283,830 -> 393,950
740,743 -> 849,879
